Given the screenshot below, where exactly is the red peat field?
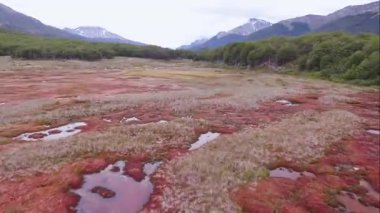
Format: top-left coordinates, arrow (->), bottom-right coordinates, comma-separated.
0,56 -> 378,213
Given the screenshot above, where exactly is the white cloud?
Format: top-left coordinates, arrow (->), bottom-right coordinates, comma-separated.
0,0 -> 376,48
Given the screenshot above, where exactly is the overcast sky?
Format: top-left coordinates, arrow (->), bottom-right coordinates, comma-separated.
0,0 -> 376,48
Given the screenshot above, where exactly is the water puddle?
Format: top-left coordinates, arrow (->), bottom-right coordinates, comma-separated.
270,167 -> 315,180
334,164 -> 361,172
276,100 -> 298,107
336,191 -> 379,213
360,180 -> 380,201
119,117 -> 167,126
189,132 -> 221,151
72,161 -> 161,213
120,117 -> 141,124
15,122 -> 87,141
103,118 -> 112,123
336,179 -> 379,212
367,129 -> 380,135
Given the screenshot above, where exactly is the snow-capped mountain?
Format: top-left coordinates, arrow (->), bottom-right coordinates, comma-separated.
65,26 -> 121,39
179,18 -> 272,50
218,18 -> 272,38
64,26 -> 145,45
178,38 -> 209,50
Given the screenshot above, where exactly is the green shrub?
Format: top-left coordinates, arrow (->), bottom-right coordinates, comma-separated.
277,43 -> 298,65
247,43 -> 276,66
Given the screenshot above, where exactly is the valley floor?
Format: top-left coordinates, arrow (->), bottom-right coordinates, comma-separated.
0,57 -> 378,212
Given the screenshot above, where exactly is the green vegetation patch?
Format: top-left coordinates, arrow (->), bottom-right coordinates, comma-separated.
0,30 -> 195,61
196,33 -> 380,86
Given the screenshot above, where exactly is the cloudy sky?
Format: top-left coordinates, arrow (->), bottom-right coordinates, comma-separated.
0,0 -> 375,48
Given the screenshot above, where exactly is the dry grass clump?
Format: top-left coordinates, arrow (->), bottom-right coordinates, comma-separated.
167,74 -> 301,115
0,57 -> 219,72
169,80 -> 298,116
0,118 -> 206,180
318,94 -> 354,106
0,90 -> 201,125
0,99 -> 56,125
162,110 -> 361,212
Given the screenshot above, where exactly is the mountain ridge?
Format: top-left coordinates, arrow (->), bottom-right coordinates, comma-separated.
219,18 -> 272,38
0,3 -> 82,39
281,1 -> 380,30
0,3 -> 145,45
315,12 -> 380,35
179,18 -> 271,50
64,26 -> 145,45
183,1 -> 379,50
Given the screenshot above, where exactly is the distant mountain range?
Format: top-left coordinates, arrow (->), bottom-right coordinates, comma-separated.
280,1 -> 379,29
0,3 -> 144,45
181,1 -> 379,50
178,38 -> 209,50
217,18 -> 272,38
315,12 -> 380,35
0,1 -> 378,50
180,18 -> 272,50
64,26 -> 145,45
0,3 -> 81,39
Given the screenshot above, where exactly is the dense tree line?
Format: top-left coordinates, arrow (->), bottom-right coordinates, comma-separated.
0,30 -> 195,61
196,33 -> 380,85
1,30 -> 378,85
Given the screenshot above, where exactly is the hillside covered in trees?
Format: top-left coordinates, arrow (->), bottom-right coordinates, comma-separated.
0,30 -> 194,60
196,33 -> 380,85
0,30 -> 378,86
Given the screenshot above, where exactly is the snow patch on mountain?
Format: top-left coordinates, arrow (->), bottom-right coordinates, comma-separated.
218,18 -> 272,38
64,26 -> 145,45
64,26 -> 124,40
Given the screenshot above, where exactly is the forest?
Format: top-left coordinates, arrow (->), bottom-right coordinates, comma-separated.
0,30 -> 378,85
0,30 -> 195,61
196,32 -> 380,85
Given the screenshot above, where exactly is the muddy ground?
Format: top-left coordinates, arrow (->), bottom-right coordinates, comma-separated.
0,57 -> 378,213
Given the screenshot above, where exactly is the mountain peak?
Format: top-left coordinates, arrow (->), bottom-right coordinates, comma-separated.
249,18 -> 270,24
64,26 -> 119,39
177,38 -> 209,50
218,18 -> 272,38
0,3 -> 14,13
63,26 -> 145,45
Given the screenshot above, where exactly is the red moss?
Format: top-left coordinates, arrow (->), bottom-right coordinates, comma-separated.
91,186 -> 116,198
48,129 -> 62,135
124,162 -> 145,182
232,92 -> 380,212
210,125 -> 238,134
28,132 -> 48,139
281,204 -> 307,213
142,170 -> 168,211
110,166 -> 121,173
1,91 -> 378,212
0,155 -> 115,212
